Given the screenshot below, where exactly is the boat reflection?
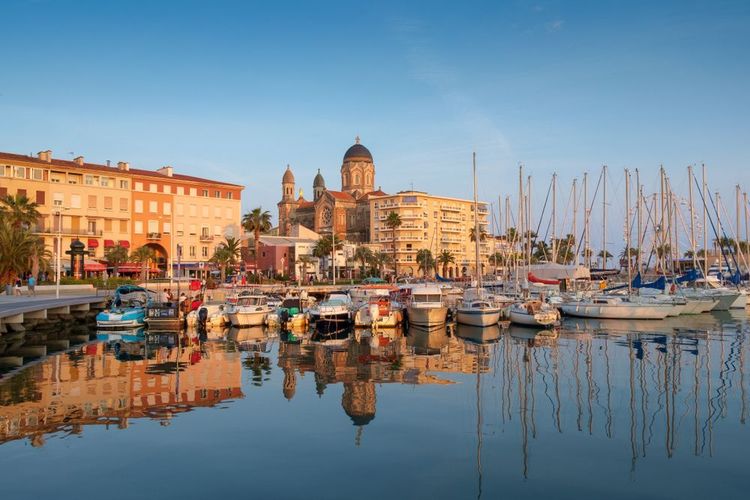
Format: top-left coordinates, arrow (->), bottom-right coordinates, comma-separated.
455,323 -> 501,344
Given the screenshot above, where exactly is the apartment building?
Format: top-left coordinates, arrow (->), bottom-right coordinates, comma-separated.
0,150 -> 243,277
369,191 -> 490,278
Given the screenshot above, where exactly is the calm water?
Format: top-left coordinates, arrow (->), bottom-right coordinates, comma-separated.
1,312 -> 749,499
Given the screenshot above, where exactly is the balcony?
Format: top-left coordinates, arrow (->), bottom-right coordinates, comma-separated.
35,227 -> 104,236
441,226 -> 462,233
441,205 -> 461,212
440,216 -> 461,223
147,232 -> 162,240
199,234 -> 214,242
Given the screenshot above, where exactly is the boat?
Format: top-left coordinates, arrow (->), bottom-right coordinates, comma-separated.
308,292 -> 353,332
96,285 -> 157,328
349,284 -> 398,306
456,298 -> 502,326
559,295 -> 672,320
144,302 -> 183,331
226,294 -> 274,327
508,300 -> 560,327
404,284 -> 448,328
186,303 -> 228,328
354,295 -> 403,329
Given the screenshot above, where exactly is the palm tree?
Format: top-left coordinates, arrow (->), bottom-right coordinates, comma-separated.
416,249 -> 435,277
370,250 -> 392,279
354,246 -> 373,277
597,250 -> 613,267
313,234 -> 343,280
29,235 -> 52,280
385,212 -> 402,278
469,226 -> 488,242
241,207 -> 272,273
105,245 -> 129,277
295,254 -> 316,283
533,241 -> 551,262
222,236 -> 242,266
130,245 -> 156,281
0,218 -> 35,286
0,193 -> 41,229
210,245 -> 233,283
437,249 -> 456,278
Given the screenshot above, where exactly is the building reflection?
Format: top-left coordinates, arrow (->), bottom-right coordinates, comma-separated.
0,331 -> 243,446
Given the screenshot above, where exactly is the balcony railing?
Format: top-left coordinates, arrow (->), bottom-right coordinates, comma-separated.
147,232 -> 162,240
35,227 -> 104,236
199,234 -> 214,241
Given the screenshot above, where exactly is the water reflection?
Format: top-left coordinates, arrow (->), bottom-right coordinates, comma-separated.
0,313 -> 748,496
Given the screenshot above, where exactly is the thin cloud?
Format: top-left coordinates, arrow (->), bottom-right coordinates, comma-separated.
546,19 -> 564,32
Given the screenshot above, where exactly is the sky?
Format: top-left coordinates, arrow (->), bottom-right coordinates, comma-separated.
2,0 -> 749,250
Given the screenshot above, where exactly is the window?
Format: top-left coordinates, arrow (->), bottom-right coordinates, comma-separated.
53,192 -> 63,206
104,219 -> 113,232
36,191 -> 45,205
100,176 -> 111,187
134,221 -> 143,234
189,224 -> 196,235
85,175 -> 95,185
176,223 -> 184,236
200,226 -> 210,237
190,188 -> 197,196
225,226 -> 234,237
119,180 -> 129,189
149,183 -> 157,193
134,200 -> 143,213
71,194 -> 81,209
87,220 -> 97,234
104,196 -> 113,210
177,186 -> 185,195
164,185 -> 171,194
201,206 -> 209,217
135,182 -> 144,191
214,190 -> 221,198
189,246 -> 196,257
120,198 -> 128,211
176,203 -> 184,216
50,172 -> 64,183
149,201 -> 157,213
148,220 -> 159,233
202,189 -> 208,197
214,206 -> 221,218
119,220 -> 128,233
226,192 -> 233,199
164,202 -> 171,215
88,195 -> 97,208
214,225 -> 221,235
225,208 -> 232,220
201,246 -> 208,257
163,222 -> 171,234
14,166 -> 26,178
32,168 -> 43,181
189,204 -> 197,216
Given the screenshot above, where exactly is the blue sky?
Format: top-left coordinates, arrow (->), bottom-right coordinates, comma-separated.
2,0 -> 749,246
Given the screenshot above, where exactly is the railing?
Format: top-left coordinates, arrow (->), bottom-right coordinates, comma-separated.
441,226 -> 462,233
199,234 -> 214,241
440,205 -> 461,212
35,227 -> 104,236
440,216 -> 461,222
147,232 -> 162,240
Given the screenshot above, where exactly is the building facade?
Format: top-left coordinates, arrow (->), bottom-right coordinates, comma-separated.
277,137 -> 386,242
369,191 -> 490,278
0,150 -> 243,277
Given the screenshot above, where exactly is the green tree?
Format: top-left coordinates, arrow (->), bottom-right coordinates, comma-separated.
210,245 -> 233,283
416,249 -> 435,277
105,245 -> 129,277
130,245 -> 156,281
385,212 -> 402,278
469,226 -> 488,242
354,246 -> 373,277
597,249 -> 613,267
370,250 -> 392,279
241,207 -> 272,273
222,236 -> 242,266
0,193 -> 41,230
0,218 -> 35,286
296,254 -> 316,282
313,234 -> 343,280
437,249 -> 456,278
533,241 -> 550,262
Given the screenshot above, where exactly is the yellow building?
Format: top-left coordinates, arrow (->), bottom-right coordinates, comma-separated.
369,190 -> 490,278
0,150 -> 243,277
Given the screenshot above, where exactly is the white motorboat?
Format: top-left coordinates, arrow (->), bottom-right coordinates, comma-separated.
404,284 -> 448,328
560,295 -> 672,320
308,292 -> 353,331
226,295 -> 274,327
508,300 -> 560,327
456,299 -> 502,327
354,295 -> 403,329
349,284 -> 398,306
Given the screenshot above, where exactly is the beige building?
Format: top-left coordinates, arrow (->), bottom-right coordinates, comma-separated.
369,191 -> 490,278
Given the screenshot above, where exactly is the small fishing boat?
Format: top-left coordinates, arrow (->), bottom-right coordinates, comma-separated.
404,284 -> 448,328
96,285 -> 157,328
354,295 -> 403,329
309,292 -> 353,332
145,302 -> 183,331
455,298 -> 502,327
226,294 -> 274,327
508,300 -> 560,327
349,284 -> 398,306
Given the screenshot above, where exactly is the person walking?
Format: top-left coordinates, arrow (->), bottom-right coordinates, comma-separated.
27,275 -> 36,296
14,278 -> 22,296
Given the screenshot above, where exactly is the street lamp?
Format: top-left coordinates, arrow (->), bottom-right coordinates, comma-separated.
55,207 -> 70,299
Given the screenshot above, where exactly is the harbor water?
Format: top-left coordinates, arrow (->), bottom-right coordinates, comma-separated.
1,312 -> 749,499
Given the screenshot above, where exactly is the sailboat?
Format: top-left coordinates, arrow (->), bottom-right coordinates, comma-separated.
456,153 -> 502,327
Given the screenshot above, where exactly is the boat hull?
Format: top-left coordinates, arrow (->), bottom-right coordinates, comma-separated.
228,310 -> 268,327
509,308 -> 558,327
560,302 -> 671,320
456,308 -> 502,327
96,309 -> 145,328
407,306 -> 448,328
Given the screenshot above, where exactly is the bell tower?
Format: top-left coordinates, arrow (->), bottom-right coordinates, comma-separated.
341,136 -> 375,198
277,165 -> 298,236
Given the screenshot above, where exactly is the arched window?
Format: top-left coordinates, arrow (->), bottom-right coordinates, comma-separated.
343,172 -> 349,186
365,173 -> 372,186
354,173 -> 360,185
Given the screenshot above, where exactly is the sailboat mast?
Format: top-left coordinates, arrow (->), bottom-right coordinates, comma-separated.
473,152 -> 481,289
552,172 -> 557,263
702,164 -> 708,283
659,165 -> 666,272
527,175 -> 532,267
744,190 -> 749,275
625,168 -> 632,295
688,165 -> 697,272
602,165 -> 607,269
636,169 -> 642,274
583,172 -> 589,268
572,178 -> 578,264
737,185 -> 742,273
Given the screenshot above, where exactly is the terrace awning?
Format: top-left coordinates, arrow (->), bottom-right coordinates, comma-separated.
119,240 -> 130,248
84,262 -> 107,272
87,239 -> 99,248
104,239 -> 115,248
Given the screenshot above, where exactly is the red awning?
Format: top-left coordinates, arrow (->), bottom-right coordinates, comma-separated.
104,239 -> 115,248
84,262 -> 107,272
119,240 -> 130,248
116,264 -> 159,273
87,239 -> 99,248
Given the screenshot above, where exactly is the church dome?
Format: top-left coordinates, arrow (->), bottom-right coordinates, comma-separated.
313,169 -> 325,188
343,136 -> 372,161
282,165 -> 295,183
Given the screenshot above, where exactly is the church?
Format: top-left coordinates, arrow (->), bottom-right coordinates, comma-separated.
277,137 -> 386,242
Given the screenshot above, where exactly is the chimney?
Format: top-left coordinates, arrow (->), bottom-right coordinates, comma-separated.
117,161 -> 130,171
157,165 -> 174,177
37,150 -> 52,162
73,156 -> 85,166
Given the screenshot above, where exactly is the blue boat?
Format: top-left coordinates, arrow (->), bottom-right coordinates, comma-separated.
96,285 -> 157,328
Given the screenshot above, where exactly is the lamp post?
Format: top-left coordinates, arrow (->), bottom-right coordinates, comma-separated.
55,207 -> 69,299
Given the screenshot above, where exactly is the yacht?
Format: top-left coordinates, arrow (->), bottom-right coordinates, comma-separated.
560,295 -> 672,320
508,300 -> 560,327
226,294 -> 274,327
308,292 -> 353,331
405,284 -> 448,328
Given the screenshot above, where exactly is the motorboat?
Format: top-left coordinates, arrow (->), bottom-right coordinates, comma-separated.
186,303 -> 228,328
455,298 -> 502,327
96,285 -> 157,328
354,295 -> 404,329
226,294 -> 274,327
308,292 -> 353,332
144,302 -> 183,331
349,284 -> 398,306
508,300 -> 560,327
560,295 -> 672,320
404,284 -> 448,328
